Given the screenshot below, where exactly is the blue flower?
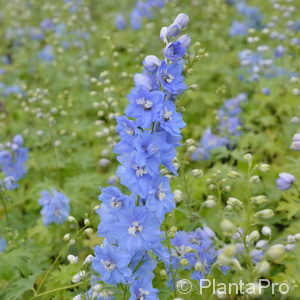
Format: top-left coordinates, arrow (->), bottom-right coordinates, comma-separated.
164,41 -> 186,62
276,172 -> 296,191
113,206 -> 161,252
93,245 -> 132,284
115,116 -> 139,139
126,87 -> 164,128
158,100 -> 185,138
38,189 -> 70,225
99,186 -> 132,212
3,85 -> 23,96
117,163 -> 154,198
146,176 -> 175,219
131,9 -> 142,30
147,0 -> 165,8
0,176 -> 18,190
38,45 -> 54,62
230,21 -> 248,36
158,61 -> 186,94
40,19 -> 55,31
0,135 -> 28,186
115,14 -> 127,30
192,129 -> 229,160
0,238 -> 7,252
129,278 -> 158,300
129,251 -> 157,280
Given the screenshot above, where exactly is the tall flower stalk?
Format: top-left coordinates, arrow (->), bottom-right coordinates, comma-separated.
93,13 -> 191,298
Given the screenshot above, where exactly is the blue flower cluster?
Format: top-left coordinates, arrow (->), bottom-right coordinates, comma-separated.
229,0 -> 263,36
0,84 -> 23,97
192,93 -> 247,160
93,13 -> 191,297
0,135 -> 28,190
115,0 -> 167,30
170,227 -> 217,281
38,189 -> 70,225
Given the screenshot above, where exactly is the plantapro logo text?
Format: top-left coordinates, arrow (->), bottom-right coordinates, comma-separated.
199,278 -> 290,296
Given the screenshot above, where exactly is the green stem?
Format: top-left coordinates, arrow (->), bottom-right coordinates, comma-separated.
0,192 -> 9,226
31,282 -> 84,299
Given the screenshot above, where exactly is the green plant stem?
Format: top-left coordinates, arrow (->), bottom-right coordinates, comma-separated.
35,243 -> 69,294
31,282 -> 84,299
36,225 -> 87,294
0,192 -> 9,226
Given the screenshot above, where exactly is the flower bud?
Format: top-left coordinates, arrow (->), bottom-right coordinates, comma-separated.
160,269 -> 167,276
256,240 -> 268,249
185,138 -> 195,146
187,145 -> 196,153
287,235 -> 296,243
255,209 -> 274,219
84,218 -> 90,226
174,190 -> 183,203
294,233 -> 300,241
222,245 -> 236,257
67,216 -> 76,223
63,233 -> 71,241
180,258 -> 188,265
246,231 -> 260,244
262,226 -> 272,236
73,294 -> 82,300
160,27 -> 169,43
69,239 -> 76,245
166,23 -> 182,37
191,169 -> 203,177
170,226 -> 177,233
220,219 -> 236,235
230,258 -> 243,271
177,34 -> 192,48
244,153 -> 252,161
173,13 -> 189,28
224,185 -> 231,192
251,195 -> 267,205
285,243 -> 296,251
266,244 -> 285,260
249,175 -> 260,184
143,55 -> 161,72
227,197 -> 243,208
291,133 -> 300,150
195,261 -> 203,271
72,271 -> 86,283
255,260 -> 270,275
83,254 -> 94,265
202,199 -> 216,208
84,228 -> 93,235
259,163 -> 270,172
185,246 -> 194,253
228,170 -> 240,178
67,254 -> 78,264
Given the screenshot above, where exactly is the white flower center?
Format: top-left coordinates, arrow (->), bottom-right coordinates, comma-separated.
128,221 -> 143,235
101,260 -> 116,271
138,288 -> 150,299
164,73 -> 174,83
163,110 -> 172,121
134,166 -> 148,177
136,97 -> 153,110
110,197 -> 122,208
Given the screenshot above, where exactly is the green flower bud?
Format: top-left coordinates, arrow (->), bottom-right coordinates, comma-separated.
267,244 -> 285,260
255,260 -> 270,275
255,209 -> 274,219
251,195 -> 267,205
259,163 -> 270,172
